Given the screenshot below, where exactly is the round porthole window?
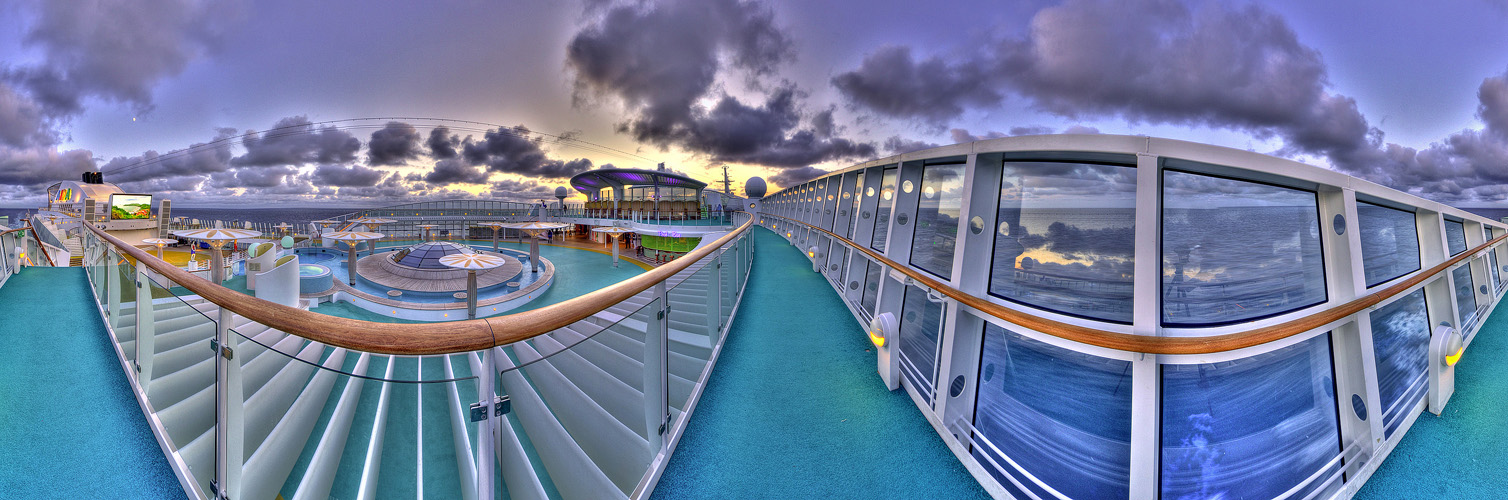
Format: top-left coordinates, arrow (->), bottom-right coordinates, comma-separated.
1333,214 -> 1346,235
902,180 -> 914,194
828,194 -> 834,201
1482,285 -> 1490,295
830,263 -> 839,271
998,221 -> 1011,236
970,216 -> 984,234
840,209 -> 848,217
849,281 -> 860,290
843,192 -> 851,199
862,211 -> 872,220
882,189 -> 894,201
1351,394 -> 1367,421
897,213 -> 909,225
866,187 -> 876,197
949,376 -> 966,398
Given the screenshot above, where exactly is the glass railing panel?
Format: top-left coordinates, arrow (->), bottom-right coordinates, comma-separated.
898,283 -> 944,403
494,296 -> 661,499
1452,264 -> 1478,329
991,161 -> 1137,324
1162,170 -> 1326,327
668,260 -> 718,406
972,323 -> 1132,499
910,162 -> 966,280
1444,219 -> 1467,256
232,324 -> 481,500
861,259 -> 882,317
1356,202 -> 1421,287
112,256 -> 140,366
1161,333 -> 1342,499
719,247 -> 735,332
138,271 -> 219,497
1369,289 -> 1429,438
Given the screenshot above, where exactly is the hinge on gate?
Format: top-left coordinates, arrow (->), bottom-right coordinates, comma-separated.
208,339 -> 233,360
471,395 -> 512,422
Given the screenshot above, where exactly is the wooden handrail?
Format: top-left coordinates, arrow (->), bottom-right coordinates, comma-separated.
87,214 -> 752,355
21,221 -> 57,267
764,213 -> 1507,355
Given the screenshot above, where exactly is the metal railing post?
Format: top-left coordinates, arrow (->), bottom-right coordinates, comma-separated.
646,282 -> 669,451
475,348 -> 496,499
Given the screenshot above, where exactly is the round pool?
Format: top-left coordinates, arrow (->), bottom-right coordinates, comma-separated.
299,263 -> 333,294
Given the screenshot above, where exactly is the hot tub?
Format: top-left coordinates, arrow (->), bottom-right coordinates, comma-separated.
299,263 -> 333,294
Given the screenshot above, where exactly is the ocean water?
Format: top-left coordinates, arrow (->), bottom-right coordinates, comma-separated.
0,206 -> 365,228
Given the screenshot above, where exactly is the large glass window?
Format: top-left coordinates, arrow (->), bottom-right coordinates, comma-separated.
1357,202 -> 1421,287
898,284 -> 944,402
1444,219 -> 1467,255
910,163 -> 967,279
1162,171 -> 1326,326
973,324 -> 1132,499
990,161 -> 1136,323
1452,264 -> 1477,328
1369,289 -> 1429,438
1491,251 -> 1503,291
1161,334 -> 1341,499
870,167 -> 899,253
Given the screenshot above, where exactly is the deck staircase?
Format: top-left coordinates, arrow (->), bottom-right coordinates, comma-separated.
97,250 -> 734,499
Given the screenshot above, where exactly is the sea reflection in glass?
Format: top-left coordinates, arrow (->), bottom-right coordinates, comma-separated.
1357,202 -> 1420,287
1162,171 -> 1326,326
1369,289 -> 1429,438
910,163 -> 967,279
861,259 -> 882,315
899,284 -> 944,401
973,324 -> 1131,499
1452,265 -> 1477,328
989,161 -> 1136,323
1491,251 -> 1502,291
1444,219 -> 1467,256
871,168 -> 898,253
1162,334 -> 1341,500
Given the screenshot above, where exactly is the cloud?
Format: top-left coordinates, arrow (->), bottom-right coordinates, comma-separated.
882,136 -> 940,155
427,125 -> 460,159
0,83 -> 56,148
209,165 -> 300,189
338,172 -> 411,198
232,116 -> 361,167
100,127 -> 238,183
460,125 -> 595,178
424,158 -> 491,185
366,121 -> 423,166
568,0 -> 872,169
832,0 -> 1376,172
832,45 -> 1003,127
11,0 -> 241,115
311,164 -> 385,187
488,178 -> 557,201
768,166 -> 829,188
0,147 -> 94,187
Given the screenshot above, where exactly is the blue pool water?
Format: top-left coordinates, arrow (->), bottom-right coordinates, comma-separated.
296,245 -> 542,304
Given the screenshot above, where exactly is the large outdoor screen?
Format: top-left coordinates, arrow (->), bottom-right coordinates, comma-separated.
109,194 -> 153,220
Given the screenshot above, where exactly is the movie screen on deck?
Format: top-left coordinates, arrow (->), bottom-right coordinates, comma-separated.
109,194 -> 153,220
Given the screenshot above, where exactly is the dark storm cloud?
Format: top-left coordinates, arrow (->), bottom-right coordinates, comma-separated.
0,83 -> 56,148
568,0 -> 872,169
209,165 -> 299,189
0,147 -> 94,187
11,0 -> 239,115
460,126 -> 595,179
232,116 -> 361,167
100,128 -> 238,183
116,175 -> 207,193
366,121 -> 423,166
768,166 -> 829,188
833,0 -> 1377,172
831,46 -> 1003,127
311,164 -> 385,187
488,178 -> 556,201
882,136 -> 940,155
339,172 -> 411,199
427,126 -> 460,159
425,158 -> 491,185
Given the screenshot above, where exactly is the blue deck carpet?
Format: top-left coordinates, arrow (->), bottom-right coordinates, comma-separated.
0,267 -> 184,498
1355,304 -> 1508,499
653,228 -> 988,499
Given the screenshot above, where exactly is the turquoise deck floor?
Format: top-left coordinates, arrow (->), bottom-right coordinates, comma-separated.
653,228 -> 988,499
1355,305 -> 1508,498
0,267 -> 183,498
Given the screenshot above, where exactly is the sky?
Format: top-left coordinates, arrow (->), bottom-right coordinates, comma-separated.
4,0 -> 1508,208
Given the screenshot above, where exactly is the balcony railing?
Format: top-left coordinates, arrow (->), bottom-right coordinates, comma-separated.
80,212 -> 755,499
